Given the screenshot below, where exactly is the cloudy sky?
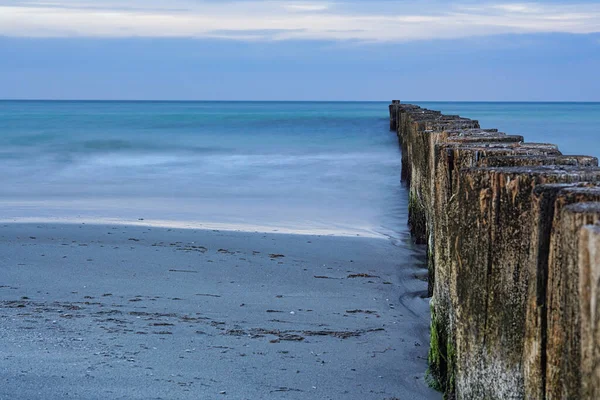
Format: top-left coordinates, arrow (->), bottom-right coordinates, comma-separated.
0,0 -> 599,100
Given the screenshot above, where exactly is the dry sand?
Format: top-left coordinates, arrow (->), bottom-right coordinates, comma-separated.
0,223 -> 438,399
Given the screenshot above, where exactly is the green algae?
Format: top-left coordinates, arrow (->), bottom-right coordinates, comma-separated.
427,302 -> 456,399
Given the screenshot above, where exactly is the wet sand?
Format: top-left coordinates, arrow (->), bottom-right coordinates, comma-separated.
0,223 -> 438,400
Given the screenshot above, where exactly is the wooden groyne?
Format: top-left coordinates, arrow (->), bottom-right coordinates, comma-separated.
389,101 -> 600,399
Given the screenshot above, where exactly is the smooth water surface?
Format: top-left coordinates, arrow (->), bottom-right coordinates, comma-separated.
0,101 -> 406,237
0,101 -> 597,237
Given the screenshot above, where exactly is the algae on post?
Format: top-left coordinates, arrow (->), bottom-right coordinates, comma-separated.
427,302 -> 456,399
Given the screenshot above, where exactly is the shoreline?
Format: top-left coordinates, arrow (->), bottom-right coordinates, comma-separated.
0,217 -> 387,239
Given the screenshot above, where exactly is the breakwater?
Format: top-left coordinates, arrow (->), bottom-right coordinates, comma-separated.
389,100 -> 600,399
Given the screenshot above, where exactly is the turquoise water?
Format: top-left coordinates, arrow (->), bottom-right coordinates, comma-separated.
0,101 -> 405,237
0,101 -> 598,236
419,102 -> 600,159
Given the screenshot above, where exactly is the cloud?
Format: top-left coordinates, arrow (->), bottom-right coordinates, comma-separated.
492,3 -> 536,13
0,1 -> 598,41
285,3 -> 330,12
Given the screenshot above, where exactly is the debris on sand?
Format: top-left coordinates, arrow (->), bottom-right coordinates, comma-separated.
225,329 -> 247,336
345,309 -> 378,315
347,273 -> 380,279
176,245 -> 208,253
302,328 -> 385,339
269,333 -> 305,343
270,387 -> 304,393
222,326 -> 384,342
169,269 -> 198,273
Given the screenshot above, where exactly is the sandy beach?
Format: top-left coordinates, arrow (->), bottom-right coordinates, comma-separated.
0,223 -> 438,400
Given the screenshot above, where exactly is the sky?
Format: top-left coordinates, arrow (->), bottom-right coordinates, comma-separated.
0,0 -> 599,100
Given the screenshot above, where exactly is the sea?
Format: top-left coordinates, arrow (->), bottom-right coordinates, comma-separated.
0,101 -> 598,239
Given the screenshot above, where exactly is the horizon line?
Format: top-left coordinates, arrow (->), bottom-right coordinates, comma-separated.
1,99 -> 600,103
